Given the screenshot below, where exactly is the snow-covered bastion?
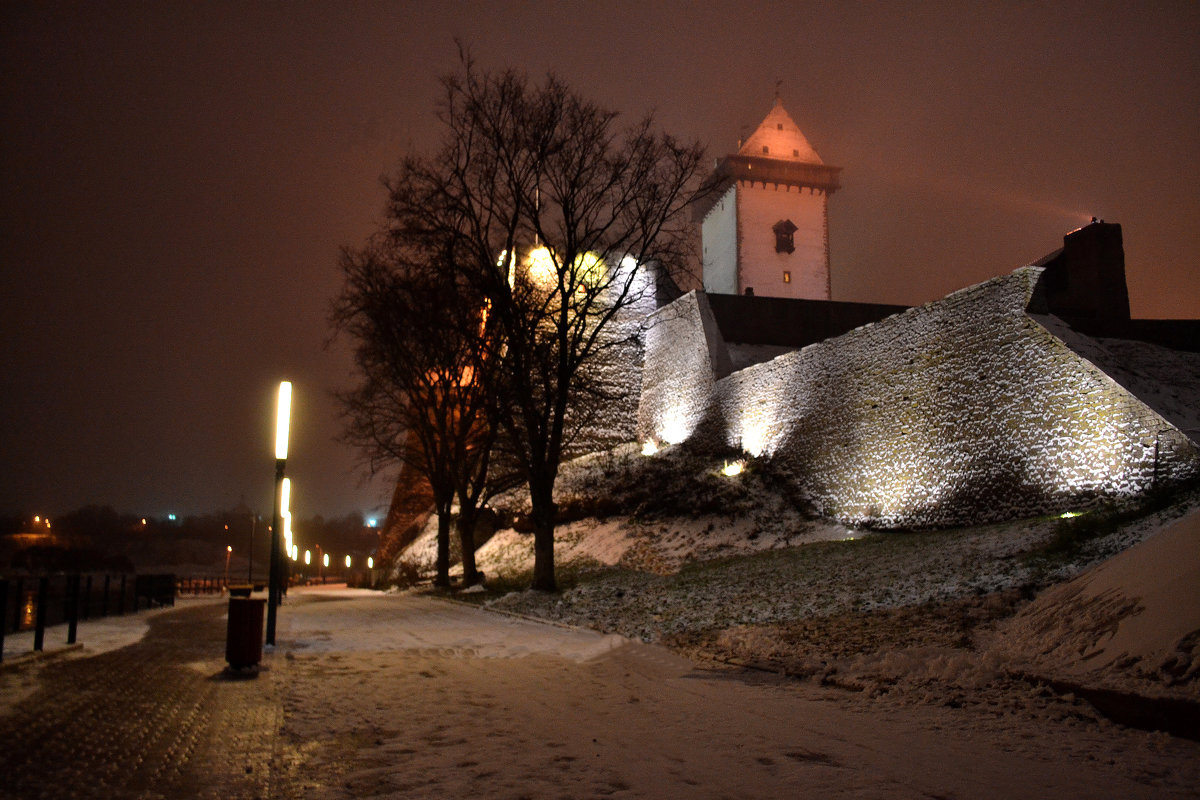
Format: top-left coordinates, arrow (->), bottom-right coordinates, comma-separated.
637,227 -> 1199,529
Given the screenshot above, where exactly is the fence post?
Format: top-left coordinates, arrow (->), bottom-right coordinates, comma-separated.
0,578 -> 8,662
34,577 -> 49,652
12,577 -> 23,633
67,574 -> 81,645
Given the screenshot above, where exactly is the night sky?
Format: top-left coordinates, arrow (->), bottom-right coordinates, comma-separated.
3,1 -> 1197,520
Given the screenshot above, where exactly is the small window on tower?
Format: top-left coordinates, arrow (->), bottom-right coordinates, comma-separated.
783,271 -> 791,284
793,149 -> 800,157
762,145 -> 769,154
773,219 -> 797,254
777,123 -> 783,130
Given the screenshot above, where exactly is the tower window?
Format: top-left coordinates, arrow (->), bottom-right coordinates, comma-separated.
793,149 -> 800,156
783,271 -> 791,284
777,123 -> 783,130
773,219 -> 797,254
762,146 -> 769,154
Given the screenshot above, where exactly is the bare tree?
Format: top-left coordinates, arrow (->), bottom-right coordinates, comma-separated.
332,233 -> 495,587
383,55 -> 708,591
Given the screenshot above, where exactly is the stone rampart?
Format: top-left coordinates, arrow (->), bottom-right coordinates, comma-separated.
637,267 -> 1199,528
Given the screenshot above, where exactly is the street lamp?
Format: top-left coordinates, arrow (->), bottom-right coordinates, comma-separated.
225,545 -> 232,588
266,380 -> 291,646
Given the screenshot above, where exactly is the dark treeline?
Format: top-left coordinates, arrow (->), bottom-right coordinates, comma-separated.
0,506 -> 380,573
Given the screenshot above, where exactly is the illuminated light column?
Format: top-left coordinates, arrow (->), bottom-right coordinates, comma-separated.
266,380 -> 291,646
282,478 -> 294,599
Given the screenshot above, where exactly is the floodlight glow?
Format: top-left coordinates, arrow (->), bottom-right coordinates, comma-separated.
304,550 -> 311,565
526,246 -> 557,287
281,477 -> 291,513
367,557 -> 374,569
641,439 -> 659,456
1060,511 -> 1083,519
659,413 -> 689,445
323,553 -> 329,568
722,459 -> 745,477
275,381 -> 292,460
345,555 -> 351,568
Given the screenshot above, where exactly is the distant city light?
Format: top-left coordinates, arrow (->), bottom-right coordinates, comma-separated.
322,553 -> 329,568
345,555 -> 351,568
1060,511 -> 1083,519
366,518 -> 377,528
168,513 -> 176,521
367,557 -> 374,569
304,550 -> 311,565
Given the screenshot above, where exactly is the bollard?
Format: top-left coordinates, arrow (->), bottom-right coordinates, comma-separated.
67,574 -> 80,645
34,577 -> 48,652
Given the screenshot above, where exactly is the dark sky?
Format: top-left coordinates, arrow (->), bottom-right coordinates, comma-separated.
3,1 -> 1198,520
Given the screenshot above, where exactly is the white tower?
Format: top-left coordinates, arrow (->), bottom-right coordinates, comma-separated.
696,99 -> 841,299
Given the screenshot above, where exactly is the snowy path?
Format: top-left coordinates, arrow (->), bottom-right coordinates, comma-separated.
273,588 -> 1199,799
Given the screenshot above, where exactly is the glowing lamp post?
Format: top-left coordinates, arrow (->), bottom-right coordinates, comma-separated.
266,380 -> 291,646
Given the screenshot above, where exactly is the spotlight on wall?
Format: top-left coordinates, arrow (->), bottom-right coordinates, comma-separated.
641,439 -> 659,456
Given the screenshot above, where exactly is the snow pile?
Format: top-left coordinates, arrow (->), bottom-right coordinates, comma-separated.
996,508 -> 1200,697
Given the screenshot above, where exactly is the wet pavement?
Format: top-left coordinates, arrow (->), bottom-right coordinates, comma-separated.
0,599 -> 284,800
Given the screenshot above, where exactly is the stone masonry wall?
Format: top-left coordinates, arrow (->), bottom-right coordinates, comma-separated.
637,267 -> 1200,529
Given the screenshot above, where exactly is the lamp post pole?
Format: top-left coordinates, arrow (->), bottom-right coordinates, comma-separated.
266,381 -> 291,646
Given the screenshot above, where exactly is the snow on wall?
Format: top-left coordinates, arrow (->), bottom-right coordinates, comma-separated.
563,260 -> 663,457
637,267 -> 1200,529
637,291 -> 731,447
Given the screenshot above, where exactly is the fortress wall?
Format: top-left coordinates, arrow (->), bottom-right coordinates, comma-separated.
642,269 -> 1199,528
637,291 -> 731,447
563,262 -> 664,457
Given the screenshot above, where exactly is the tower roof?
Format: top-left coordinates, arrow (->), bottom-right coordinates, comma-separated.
692,98 -> 841,222
737,98 -> 824,165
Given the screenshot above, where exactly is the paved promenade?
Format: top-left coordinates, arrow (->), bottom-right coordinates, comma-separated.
4,588 -> 1199,799
0,598 -> 284,800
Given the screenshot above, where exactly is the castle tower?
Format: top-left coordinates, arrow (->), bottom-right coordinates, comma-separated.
695,99 -> 841,299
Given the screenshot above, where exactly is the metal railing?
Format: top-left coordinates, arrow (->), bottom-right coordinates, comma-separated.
0,573 -> 176,662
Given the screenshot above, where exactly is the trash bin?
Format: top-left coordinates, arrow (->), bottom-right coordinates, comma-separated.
225,597 -> 266,669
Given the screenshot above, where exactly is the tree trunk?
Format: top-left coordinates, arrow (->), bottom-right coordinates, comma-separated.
529,482 -> 557,591
434,507 -> 451,587
456,513 -> 480,587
